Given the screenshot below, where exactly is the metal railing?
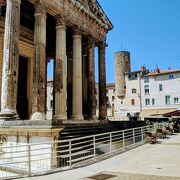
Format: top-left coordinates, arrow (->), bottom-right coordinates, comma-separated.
0,125 -> 155,179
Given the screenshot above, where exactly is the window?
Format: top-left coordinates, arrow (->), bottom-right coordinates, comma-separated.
169,73 -> 174,79
152,98 -> 155,105
165,96 -> 170,105
129,73 -> 137,80
144,76 -> 149,83
174,97 -> 179,104
132,89 -> 137,94
144,85 -> 149,94
50,100 -> 53,108
131,99 -> 135,105
121,101 -> 123,104
145,98 -> 150,106
159,84 -> 163,91
112,96 -> 115,101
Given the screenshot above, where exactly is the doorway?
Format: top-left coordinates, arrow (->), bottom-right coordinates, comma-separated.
16,56 -> 28,120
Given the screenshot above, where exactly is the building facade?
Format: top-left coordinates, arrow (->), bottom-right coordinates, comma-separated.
114,66 -> 180,120
0,0 -> 113,121
114,51 -> 180,120
140,69 -> 180,120
114,71 -> 142,120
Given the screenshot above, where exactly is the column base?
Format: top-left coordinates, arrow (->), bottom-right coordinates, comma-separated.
0,111 -> 19,120
53,114 -> 67,120
90,115 -> 97,120
71,115 -> 84,120
30,112 -> 46,121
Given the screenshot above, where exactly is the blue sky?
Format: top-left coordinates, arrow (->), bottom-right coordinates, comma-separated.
98,0 -> 180,83
48,0 -> 180,83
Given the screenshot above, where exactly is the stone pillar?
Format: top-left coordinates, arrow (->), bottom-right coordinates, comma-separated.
82,46 -> 88,119
98,41 -> 107,120
71,28 -> 83,120
0,0 -> 21,120
88,37 -> 96,120
31,1 -> 46,120
67,50 -> 73,119
53,15 -> 67,120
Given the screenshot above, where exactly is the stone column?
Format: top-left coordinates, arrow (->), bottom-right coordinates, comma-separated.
82,46 -> 88,119
0,0 -> 21,120
88,37 -> 96,120
31,1 -> 46,120
98,41 -> 107,120
71,28 -> 83,120
67,50 -> 73,119
53,15 -> 67,120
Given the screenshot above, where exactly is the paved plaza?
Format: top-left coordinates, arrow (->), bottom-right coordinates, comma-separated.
21,133 -> 180,180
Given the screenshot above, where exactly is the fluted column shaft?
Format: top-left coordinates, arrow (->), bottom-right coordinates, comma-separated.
53,15 -> 67,120
88,38 -> 96,120
31,1 -> 46,120
71,29 -> 83,120
98,41 -> 107,120
0,0 -> 21,119
67,51 -> 73,119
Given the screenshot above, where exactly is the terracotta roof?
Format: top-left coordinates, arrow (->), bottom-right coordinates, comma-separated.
144,69 -> 180,77
106,83 -> 115,88
47,79 -> 53,83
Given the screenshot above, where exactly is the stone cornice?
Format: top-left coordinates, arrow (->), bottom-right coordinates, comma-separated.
29,0 -> 111,41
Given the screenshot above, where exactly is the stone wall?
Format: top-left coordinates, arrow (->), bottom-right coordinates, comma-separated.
115,51 -> 131,98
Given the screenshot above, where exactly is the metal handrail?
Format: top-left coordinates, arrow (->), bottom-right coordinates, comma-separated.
0,124 -> 165,179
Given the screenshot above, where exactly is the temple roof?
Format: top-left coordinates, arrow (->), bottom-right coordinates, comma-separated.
73,0 -> 113,31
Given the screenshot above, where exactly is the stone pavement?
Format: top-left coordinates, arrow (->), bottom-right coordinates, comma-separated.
22,134 -> 180,180
83,172 -> 180,180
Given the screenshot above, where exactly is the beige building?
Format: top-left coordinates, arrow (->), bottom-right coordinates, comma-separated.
0,0 -> 113,121
114,65 -> 180,120
140,68 -> 180,120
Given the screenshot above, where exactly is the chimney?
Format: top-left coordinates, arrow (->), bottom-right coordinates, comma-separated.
155,67 -> 160,73
141,65 -> 146,72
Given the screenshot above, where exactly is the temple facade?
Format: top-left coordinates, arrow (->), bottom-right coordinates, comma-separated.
0,0 -> 113,121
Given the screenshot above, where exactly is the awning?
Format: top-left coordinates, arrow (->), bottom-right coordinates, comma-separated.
145,114 -> 167,119
163,110 -> 180,117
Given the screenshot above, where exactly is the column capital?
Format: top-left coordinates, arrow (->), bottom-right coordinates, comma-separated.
88,36 -> 95,49
98,40 -> 107,51
34,0 -> 46,15
56,14 -> 66,27
73,25 -> 82,36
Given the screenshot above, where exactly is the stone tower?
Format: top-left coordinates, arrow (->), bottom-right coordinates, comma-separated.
115,51 -> 131,97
